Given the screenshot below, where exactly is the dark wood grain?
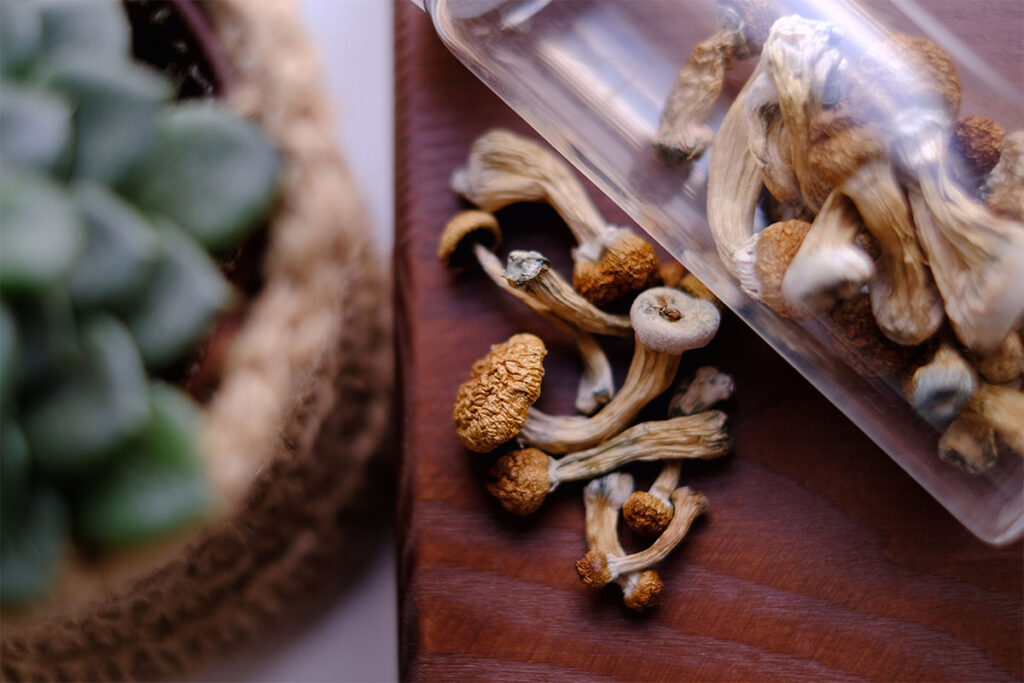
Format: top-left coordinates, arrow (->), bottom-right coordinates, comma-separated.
395,2 -> 1023,680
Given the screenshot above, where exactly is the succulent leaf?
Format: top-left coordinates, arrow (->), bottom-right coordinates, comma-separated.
10,286 -> 77,391
127,103 -> 281,251
0,82 -> 72,172
1,415 -> 31,519
77,382 -> 211,547
0,484 -> 68,609
40,54 -> 172,184
122,223 -> 232,370
0,0 -> 42,77
0,302 -> 19,403
0,167 -> 84,293
23,315 -> 150,475
36,0 -> 130,61
67,182 -> 160,309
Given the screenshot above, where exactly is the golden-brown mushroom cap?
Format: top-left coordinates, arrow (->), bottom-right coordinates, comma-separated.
438,210 -> 502,269
575,549 -> 612,588
622,491 -> 674,537
453,334 -> 546,453
485,447 -> 552,515
826,294 -> 922,377
755,219 -> 813,318
952,115 -> 1005,180
623,570 -> 664,612
572,229 -> 661,308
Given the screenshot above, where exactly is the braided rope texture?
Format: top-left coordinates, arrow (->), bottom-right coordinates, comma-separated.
0,0 -> 392,679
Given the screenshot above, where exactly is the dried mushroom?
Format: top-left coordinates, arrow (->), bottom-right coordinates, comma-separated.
519,288 -> 720,453
734,218 -> 812,318
655,0 -> 780,163
983,131 -> 1024,221
486,412 -> 730,515
952,115 -> 1005,186
452,129 -> 660,307
576,487 -> 708,588
452,333 -> 546,453
976,331 -> 1023,386
583,473 -> 663,611
908,344 -> 977,428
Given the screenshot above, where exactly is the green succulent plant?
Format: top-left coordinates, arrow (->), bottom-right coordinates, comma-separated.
0,0 -> 281,609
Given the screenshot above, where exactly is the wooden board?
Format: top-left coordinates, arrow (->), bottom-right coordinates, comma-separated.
394,2 -> 1023,680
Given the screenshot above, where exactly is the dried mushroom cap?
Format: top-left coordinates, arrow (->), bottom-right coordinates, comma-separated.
967,383 -> 1024,455
486,447 -> 552,515
453,333 -> 546,453
718,0 -> 781,58
752,219 -> 812,318
976,331 -> 1023,385
826,294 -> 921,377
572,228 -> 662,308
659,260 -> 686,288
622,492 -> 673,537
984,131 -> 1024,221
938,413 -> 1000,475
438,210 -> 501,268
621,571 -> 664,612
952,115 -> 1005,181
631,287 -> 721,355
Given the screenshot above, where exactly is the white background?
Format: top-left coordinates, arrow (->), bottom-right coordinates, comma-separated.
196,1 -> 399,681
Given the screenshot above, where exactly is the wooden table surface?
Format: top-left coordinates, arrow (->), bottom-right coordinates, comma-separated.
394,2 -> 1023,680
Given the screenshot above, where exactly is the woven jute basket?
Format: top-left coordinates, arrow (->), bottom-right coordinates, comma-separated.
0,1 -> 391,679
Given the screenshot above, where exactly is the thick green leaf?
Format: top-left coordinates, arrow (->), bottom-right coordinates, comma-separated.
127,103 -> 280,251
11,286 -> 77,390
1,415 -> 30,518
0,484 -> 68,610
23,315 -> 150,475
0,82 -> 72,173
122,224 -> 231,370
78,382 -> 211,548
0,1 -> 41,78
67,182 -> 160,309
0,302 -> 19,403
41,55 -> 172,185
0,167 -> 85,293
36,0 -> 130,60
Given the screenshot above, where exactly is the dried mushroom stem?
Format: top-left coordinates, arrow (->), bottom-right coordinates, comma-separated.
583,474 -> 664,611
519,288 -> 721,454
938,413 -> 1000,475
781,190 -> 874,315
486,412 -> 730,515
908,343 -> 976,428
983,131 -> 1024,221
439,213 -> 615,415
625,367 -> 735,537
939,382 -> 1024,474
707,61 -> 765,279
576,487 -> 708,588
654,0 -> 780,163
505,250 -> 632,337
452,129 -> 660,307
964,383 -> 1024,456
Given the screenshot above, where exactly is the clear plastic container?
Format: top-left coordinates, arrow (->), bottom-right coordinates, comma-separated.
419,0 -> 1024,544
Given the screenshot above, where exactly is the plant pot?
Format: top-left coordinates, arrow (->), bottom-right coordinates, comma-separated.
0,1 -> 392,679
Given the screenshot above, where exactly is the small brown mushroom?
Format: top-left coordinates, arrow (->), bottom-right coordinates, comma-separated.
976,331 -> 1023,386
964,383 -> 1024,456
654,0 -> 781,163
576,487 -> 708,588
908,343 -> 977,428
451,129 -> 660,307
983,131 -> 1024,221
582,473 -> 664,611
624,367 -> 735,537
452,333 -> 546,453
440,213 -> 615,415
734,218 -> 812,318
781,190 -> 874,316
951,115 -> 1005,188
486,411 -> 730,515
519,288 -> 721,453
504,250 -> 632,338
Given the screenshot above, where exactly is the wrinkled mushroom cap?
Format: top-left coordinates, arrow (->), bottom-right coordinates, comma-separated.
826,294 -> 921,378
438,210 -> 502,268
485,447 -> 552,515
623,570 -> 664,612
755,219 -> 812,318
952,115 -> 1005,181
453,334 -> 546,453
572,228 -> 661,308
574,549 -> 612,588
622,491 -> 673,537
630,287 -> 721,355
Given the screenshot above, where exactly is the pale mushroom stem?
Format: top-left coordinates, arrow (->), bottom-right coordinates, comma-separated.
842,161 -> 944,345
474,244 -> 615,415
648,461 -> 683,502
782,189 -> 874,315
654,26 -> 738,163
708,62 -> 765,279
520,342 -> 680,454
606,488 -> 708,579
551,412 -> 730,479
505,251 -> 632,338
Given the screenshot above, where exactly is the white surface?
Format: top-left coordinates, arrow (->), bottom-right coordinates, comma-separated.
195,1 -> 399,681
